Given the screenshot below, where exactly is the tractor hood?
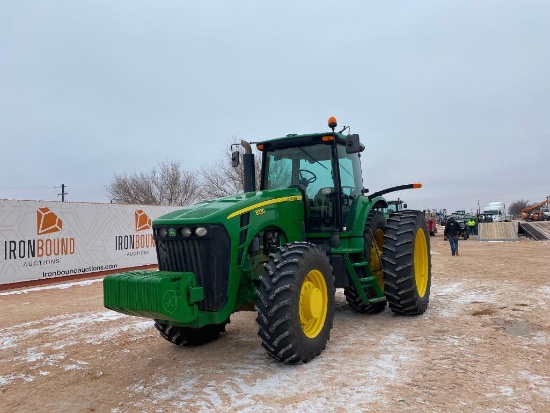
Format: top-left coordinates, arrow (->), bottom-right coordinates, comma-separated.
153,187 -> 304,225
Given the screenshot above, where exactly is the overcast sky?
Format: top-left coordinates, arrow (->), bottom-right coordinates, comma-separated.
1,0 -> 549,214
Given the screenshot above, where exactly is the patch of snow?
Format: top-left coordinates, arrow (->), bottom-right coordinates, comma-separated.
0,373 -> 35,385
63,364 -> 83,371
0,309 -> 150,378
123,332 -> 418,412
518,371 -> 550,397
499,386 -> 514,396
0,278 -> 104,296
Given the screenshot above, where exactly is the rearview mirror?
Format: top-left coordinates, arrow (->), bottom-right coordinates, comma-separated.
345,134 -> 361,154
231,151 -> 240,167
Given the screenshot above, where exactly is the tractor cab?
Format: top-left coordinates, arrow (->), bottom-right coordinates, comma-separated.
257,118 -> 364,233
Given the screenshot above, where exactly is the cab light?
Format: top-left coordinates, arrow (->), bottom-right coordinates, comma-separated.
413,183 -> 422,189
195,227 -> 208,237
256,144 -> 264,150
322,135 -> 334,142
328,116 -> 337,129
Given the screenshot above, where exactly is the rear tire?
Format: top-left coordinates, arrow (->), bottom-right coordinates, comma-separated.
154,319 -> 229,346
382,210 -> 431,315
344,211 -> 387,314
256,242 -> 335,364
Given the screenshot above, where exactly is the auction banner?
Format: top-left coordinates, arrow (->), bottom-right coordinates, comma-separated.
0,200 -> 181,285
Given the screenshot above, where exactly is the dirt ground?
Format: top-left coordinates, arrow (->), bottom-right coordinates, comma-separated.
1,231 -> 549,413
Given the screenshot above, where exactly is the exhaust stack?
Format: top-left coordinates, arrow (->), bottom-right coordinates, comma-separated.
241,140 -> 256,193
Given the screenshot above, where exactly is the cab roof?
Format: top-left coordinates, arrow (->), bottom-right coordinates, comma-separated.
257,132 -> 365,151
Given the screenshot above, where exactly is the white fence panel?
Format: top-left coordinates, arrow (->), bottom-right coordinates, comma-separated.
0,200 -> 181,285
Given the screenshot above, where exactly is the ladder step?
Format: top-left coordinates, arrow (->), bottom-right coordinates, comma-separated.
352,262 -> 368,267
358,277 -> 377,283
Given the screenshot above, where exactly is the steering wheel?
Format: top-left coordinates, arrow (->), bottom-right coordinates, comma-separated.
295,169 -> 317,186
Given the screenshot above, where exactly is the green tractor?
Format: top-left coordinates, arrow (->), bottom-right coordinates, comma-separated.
103,117 -> 432,364
382,198 -> 407,219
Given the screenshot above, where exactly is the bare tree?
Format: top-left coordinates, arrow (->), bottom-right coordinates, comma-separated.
106,160 -> 200,206
508,199 -> 529,216
198,139 -> 262,199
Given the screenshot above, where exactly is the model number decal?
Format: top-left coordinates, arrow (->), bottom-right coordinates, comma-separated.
255,208 -> 266,216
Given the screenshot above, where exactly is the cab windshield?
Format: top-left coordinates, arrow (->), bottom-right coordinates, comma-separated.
263,143 -> 333,200
262,142 -> 363,231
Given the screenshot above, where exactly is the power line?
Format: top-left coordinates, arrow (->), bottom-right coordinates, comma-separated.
0,186 -> 53,190
57,184 -> 68,202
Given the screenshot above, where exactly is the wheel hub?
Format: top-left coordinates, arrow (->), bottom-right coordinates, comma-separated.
301,281 -> 323,319
299,269 -> 328,338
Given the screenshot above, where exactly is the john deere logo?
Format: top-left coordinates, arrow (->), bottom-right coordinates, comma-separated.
37,208 -> 63,235
135,210 -> 152,231
162,290 -> 178,313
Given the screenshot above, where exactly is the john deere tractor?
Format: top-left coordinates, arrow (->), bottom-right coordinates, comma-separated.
103,117 -> 431,364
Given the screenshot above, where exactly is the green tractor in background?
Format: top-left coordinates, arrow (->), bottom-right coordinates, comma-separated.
104,117 -> 432,364
382,198 -> 407,219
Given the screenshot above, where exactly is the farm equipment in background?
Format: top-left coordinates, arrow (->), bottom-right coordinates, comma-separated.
521,200 -> 550,221
382,198 -> 407,219
103,117 -> 432,364
424,210 -> 438,236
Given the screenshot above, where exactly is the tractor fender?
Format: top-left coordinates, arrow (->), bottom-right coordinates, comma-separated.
345,196 -> 386,235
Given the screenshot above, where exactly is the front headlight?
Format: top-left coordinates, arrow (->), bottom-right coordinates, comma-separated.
158,227 -> 168,237
195,227 -> 208,237
181,227 -> 192,237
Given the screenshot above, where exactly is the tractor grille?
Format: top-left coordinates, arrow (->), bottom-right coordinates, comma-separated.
154,224 -> 231,311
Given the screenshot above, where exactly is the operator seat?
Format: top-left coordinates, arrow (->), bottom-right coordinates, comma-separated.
288,185 -> 312,224
312,187 -> 334,227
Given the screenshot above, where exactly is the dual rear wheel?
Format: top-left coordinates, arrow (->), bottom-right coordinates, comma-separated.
382,210 -> 431,314
344,210 -> 431,315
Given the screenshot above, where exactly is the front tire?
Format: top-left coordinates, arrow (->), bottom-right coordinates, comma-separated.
154,319 -> 229,346
344,211 -> 387,314
382,211 -> 431,315
256,242 -> 335,364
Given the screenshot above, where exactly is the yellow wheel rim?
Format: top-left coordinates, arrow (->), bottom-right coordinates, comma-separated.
370,228 -> 385,290
414,229 -> 429,297
299,269 -> 328,338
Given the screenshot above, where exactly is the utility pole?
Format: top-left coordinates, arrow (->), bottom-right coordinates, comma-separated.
58,184 -> 68,202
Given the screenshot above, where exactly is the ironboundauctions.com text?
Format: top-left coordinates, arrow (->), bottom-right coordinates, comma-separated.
42,264 -> 118,278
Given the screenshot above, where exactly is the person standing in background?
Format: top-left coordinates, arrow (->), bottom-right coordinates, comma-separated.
467,217 -> 477,236
444,216 -> 462,256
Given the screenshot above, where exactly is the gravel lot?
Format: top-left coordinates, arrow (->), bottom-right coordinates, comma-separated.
1,233 -> 549,413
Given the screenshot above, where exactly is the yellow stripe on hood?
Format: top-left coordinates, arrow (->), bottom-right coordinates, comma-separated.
227,195 -> 303,219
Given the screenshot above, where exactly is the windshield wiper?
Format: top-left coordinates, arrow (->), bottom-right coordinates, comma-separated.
298,147 -> 328,170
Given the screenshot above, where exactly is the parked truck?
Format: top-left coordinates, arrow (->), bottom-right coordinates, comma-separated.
103,117 -> 432,364
481,201 -> 506,222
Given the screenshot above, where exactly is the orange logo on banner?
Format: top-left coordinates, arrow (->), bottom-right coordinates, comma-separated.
135,210 -> 152,231
37,208 -> 63,235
